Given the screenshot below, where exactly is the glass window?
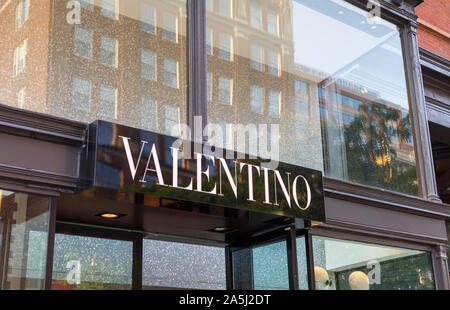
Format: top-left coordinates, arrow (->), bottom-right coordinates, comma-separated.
0,190 -> 50,290
164,57 -> 178,88
141,4 -> 156,34
142,239 -> 226,289
206,0 -> 418,194
232,240 -> 290,290
218,0 -> 231,17
206,0 -> 212,11
13,39 -> 27,76
218,32 -> 232,61
141,49 -> 156,81
101,0 -> 117,19
141,97 -> 158,131
73,26 -> 92,59
250,85 -> 264,113
52,234 -> 133,290
79,0 -> 93,10
268,90 -> 280,117
72,77 -> 91,110
312,236 -> 435,290
267,10 -> 278,36
99,85 -> 117,119
165,104 -> 179,136
163,12 -> 177,42
218,76 -> 232,105
0,0 -> 187,139
250,44 -> 262,71
15,0 -> 29,30
249,2 -> 262,29
101,36 -> 117,67
267,50 -> 279,76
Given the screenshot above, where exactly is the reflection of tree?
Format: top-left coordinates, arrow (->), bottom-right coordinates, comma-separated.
342,102 -> 418,195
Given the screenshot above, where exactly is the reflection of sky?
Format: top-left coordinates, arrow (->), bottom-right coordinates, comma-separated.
292,0 -> 408,109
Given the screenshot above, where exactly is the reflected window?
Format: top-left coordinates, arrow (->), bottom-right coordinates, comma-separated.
72,77 -> 91,110
141,49 -> 156,80
141,4 -> 156,34
312,236 -> 435,290
250,85 -> 264,113
267,10 -> 278,36
163,12 -> 177,42
206,0 -> 212,11
141,97 -> 158,131
15,0 -> 29,30
218,32 -> 232,61
164,58 -> 178,88
79,0 -> 93,11
73,26 -> 92,59
0,190 -> 50,290
101,0 -> 118,19
250,44 -> 262,71
13,39 -> 27,76
99,85 -> 117,118
249,2 -> 262,29
101,36 -> 118,67
268,90 -> 280,117
165,105 -> 180,136
267,50 -> 280,76
218,76 -> 232,105
218,0 -> 231,17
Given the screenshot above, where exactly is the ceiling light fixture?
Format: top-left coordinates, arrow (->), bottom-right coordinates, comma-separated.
96,212 -> 125,219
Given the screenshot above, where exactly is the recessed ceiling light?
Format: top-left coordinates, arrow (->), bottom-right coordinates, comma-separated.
337,10 -> 344,15
209,227 -> 231,233
96,212 -> 125,219
371,25 -> 377,29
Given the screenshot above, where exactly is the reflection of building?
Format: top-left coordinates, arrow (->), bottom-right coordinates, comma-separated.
0,0 -> 188,134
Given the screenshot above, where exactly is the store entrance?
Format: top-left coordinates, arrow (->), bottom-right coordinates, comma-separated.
51,190 -> 308,290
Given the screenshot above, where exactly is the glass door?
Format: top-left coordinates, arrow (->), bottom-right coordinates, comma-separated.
230,227 -> 306,290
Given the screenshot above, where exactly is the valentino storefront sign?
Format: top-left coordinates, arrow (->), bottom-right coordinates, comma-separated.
84,121 -> 325,222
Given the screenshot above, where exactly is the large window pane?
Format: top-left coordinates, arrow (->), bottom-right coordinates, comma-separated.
312,236 -> 435,290
142,239 -> 226,290
0,0 -> 187,138
206,0 -> 418,196
52,234 -> 133,290
0,190 -> 50,290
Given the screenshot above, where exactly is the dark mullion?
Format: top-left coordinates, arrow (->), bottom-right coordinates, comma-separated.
225,246 -> 233,290
187,0 -> 208,142
286,226 -> 299,290
44,197 -> 57,290
305,230 -> 316,290
132,235 -> 143,290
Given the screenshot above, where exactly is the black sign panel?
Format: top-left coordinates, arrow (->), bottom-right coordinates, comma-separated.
85,121 -> 325,222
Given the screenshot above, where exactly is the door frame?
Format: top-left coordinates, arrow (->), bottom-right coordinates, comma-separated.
227,224 -> 314,290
